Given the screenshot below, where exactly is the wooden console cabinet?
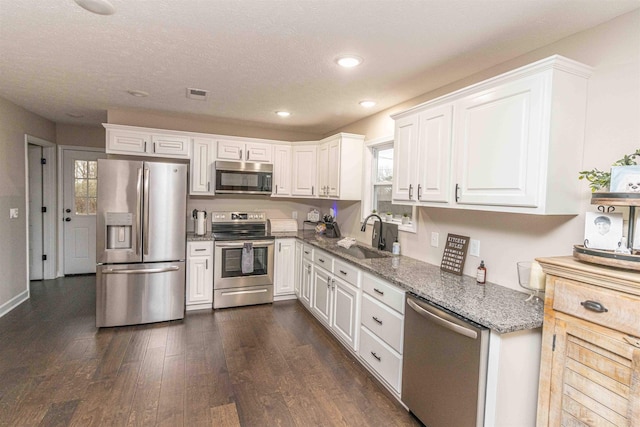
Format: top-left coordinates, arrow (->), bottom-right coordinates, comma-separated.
536,257 -> 640,426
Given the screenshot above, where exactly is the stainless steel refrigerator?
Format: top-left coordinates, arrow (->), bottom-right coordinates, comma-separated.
96,159 -> 187,327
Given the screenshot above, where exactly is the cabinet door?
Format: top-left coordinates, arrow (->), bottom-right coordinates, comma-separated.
272,145 -> 291,196
332,277 -> 359,350
292,145 -> 318,197
327,138 -> 341,198
107,129 -> 148,154
217,140 -> 244,161
245,142 -> 272,163
150,134 -> 190,158
294,241 -> 302,297
190,138 -> 215,195
312,267 -> 332,327
186,255 -> 213,305
547,316 -> 640,426
274,239 -> 295,296
301,259 -> 313,308
416,105 -> 453,204
454,74 -> 546,208
317,142 -> 329,197
392,114 -> 419,202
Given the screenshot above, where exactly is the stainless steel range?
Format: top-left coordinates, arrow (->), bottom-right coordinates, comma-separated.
211,211 -> 275,309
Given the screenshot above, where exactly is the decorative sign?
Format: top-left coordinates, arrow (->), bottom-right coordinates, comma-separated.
440,233 -> 469,275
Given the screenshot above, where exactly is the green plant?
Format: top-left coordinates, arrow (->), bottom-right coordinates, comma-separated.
403,213 -> 409,217
578,149 -> 640,192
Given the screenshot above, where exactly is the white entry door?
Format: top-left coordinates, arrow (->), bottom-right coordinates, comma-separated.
28,145 -> 44,280
63,150 -> 106,274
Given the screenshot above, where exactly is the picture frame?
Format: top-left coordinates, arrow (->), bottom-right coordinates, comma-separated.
584,211 -> 623,250
610,165 -> 640,193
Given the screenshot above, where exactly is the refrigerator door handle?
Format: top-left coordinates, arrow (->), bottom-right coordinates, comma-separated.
136,168 -> 143,256
101,265 -> 181,274
143,167 -> 150,256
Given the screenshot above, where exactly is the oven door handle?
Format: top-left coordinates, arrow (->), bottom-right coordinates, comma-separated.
215,240 -> 274,248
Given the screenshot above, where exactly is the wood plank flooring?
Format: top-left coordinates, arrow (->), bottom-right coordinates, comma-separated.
0,276 -> 421,426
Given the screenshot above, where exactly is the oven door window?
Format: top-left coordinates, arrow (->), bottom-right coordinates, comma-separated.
215,170 -> 272,193
220,246 -> 269,277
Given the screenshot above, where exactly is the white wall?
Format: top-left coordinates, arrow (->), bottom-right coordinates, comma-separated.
334,10 -> 640,292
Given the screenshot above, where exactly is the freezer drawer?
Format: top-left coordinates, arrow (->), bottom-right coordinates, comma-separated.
96,261 -> 185,327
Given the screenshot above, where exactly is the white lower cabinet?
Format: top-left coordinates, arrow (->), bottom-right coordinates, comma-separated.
294,241 -> 302,297
274,238 -> 296,300
359,326 -> 403,394
186,241 -> 213,310
300,258 -> 313,308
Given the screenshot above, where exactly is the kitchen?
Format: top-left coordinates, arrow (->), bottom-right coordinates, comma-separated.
1,1 -> 639,426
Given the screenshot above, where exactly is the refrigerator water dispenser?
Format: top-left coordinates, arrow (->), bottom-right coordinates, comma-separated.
106,212 -> 133,249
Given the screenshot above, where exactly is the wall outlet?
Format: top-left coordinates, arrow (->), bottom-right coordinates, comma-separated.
430,232 -> 439,247
292,211 -> 298,220
9,208 -> 19,219
469,239 -> 480,257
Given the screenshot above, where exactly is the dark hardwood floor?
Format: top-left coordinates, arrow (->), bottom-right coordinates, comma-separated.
0,276 -> 421,426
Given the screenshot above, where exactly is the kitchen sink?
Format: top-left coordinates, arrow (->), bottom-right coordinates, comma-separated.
334,245 -> 390,259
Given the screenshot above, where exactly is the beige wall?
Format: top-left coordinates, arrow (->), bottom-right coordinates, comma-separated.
56,124 -> 105,148
335,10 -> 640,291
0,96 -> 56,312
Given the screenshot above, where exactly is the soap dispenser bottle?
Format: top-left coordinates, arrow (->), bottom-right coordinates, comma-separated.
477,260 -> 487,284
392,237 -> 400,255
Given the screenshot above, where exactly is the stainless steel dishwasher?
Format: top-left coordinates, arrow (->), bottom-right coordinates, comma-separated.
402,293 -> 490,427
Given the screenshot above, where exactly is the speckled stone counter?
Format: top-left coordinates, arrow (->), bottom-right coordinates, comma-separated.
186,232 -> 214,241
296,232 -> 543,334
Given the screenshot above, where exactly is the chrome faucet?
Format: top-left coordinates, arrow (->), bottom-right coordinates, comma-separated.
361,214 -> 386,251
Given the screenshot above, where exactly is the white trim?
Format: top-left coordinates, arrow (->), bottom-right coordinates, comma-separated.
0,289 -> 29,319
25,135 -> 57,281
484,330 -> 500,427
57,145 -> 106,276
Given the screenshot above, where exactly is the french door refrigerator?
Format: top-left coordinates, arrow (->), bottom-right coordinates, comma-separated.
96,159 -> 187,327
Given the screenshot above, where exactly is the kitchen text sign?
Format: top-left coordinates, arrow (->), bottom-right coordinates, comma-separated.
440,234 -> 469,275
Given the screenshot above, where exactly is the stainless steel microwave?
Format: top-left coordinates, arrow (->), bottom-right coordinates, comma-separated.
214,161 -> 273,195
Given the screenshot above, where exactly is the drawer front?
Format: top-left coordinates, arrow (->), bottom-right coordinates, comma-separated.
314,250 -> 334,272
361,294 -> 404,353
188,241 -> 213,256
553,278 -> 640,337
359,326 -> 402,393
362,273 -> 405,314
333,259 -> 360,288
302,245 -> 314,261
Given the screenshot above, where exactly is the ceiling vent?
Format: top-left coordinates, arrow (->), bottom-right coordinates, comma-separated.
186,88 -> 209,101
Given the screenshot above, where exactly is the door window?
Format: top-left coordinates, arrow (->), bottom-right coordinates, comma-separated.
74,160 -> 98,215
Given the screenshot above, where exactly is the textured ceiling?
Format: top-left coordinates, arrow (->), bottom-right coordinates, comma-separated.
0,0 -> 638,134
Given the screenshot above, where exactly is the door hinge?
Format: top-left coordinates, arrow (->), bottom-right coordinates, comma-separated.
42,254 -> 47,261
552,334 -> 556,351
41,157 -> 47,165
41,206 -> 47,213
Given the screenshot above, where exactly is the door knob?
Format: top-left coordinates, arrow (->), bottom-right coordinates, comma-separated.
64,217 -> 71,222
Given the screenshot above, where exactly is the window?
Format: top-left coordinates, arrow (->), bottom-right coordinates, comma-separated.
74,160 -> 98,215
363,137 -> 416,233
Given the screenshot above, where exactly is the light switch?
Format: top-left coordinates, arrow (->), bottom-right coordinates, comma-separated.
430,232 -> 439,247
470,239 -> 480,257
9,208 -> 19,219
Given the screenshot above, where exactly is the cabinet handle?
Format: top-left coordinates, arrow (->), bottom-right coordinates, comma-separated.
279,242 -> 282,252
339,270 -> 347,275
373,288 -> 384,296
372,316 -> 383,325
207,182 -> 210,192
580,300 -> 608,313
304,251 -> 310,255
247,150 -> 250,160
153,142 -> 156,153
206,259 -> 208,269
455,183 -> 460,203
144,141 -> 147,152
417,184 -> 422,200
239,149 -> 243,160
370,351 -> 381,362
195,248 -> 206,251
312,186 -> 314,196
409,184 -> 413,200
331,278 -> 335,289
318,258 -> 325,263
275,185 -> 278,194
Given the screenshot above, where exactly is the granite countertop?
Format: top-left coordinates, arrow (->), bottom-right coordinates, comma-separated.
296,232 -> 543,334
186,230 -> 543,333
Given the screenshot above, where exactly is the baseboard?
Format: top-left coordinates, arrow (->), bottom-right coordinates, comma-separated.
0,289 -> 29,318
273,294 -> 297,301
186,302 -> 213,311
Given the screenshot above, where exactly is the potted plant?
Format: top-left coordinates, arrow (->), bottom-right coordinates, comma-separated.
402,213 -> 410,225
579,149 -> 640,192
385,212 -> 393,221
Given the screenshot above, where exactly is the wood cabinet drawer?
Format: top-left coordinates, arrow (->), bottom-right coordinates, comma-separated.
302,244 -> 314,261
188,241 -> 213,256
553,278 -> 640,337
314,250 -> 334,271
362,273 -> 405,314
333,259 -> 360,287
361,294 -> 404,353
359,326 -> 402,393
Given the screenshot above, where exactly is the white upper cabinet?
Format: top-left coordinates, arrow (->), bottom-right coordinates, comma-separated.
216,139 -> 272,163
190,137 -> 216,195
272,144 -> 292,196
391,55 -> 592,215
291,144 -> 318,197
317,133 -> 365,200
104,124 -> 190,158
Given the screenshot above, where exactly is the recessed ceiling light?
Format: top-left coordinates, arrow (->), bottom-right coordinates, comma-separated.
74,0 -> 115,15
276,111 -> 291,118
359,100 -> 376,108
66,112 -> 85,118
127,90 -> 149,98
335,55 -> 363,68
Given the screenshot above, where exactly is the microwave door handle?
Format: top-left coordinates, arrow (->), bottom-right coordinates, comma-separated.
135,167 -> 143,256
143,167 -> 150,256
